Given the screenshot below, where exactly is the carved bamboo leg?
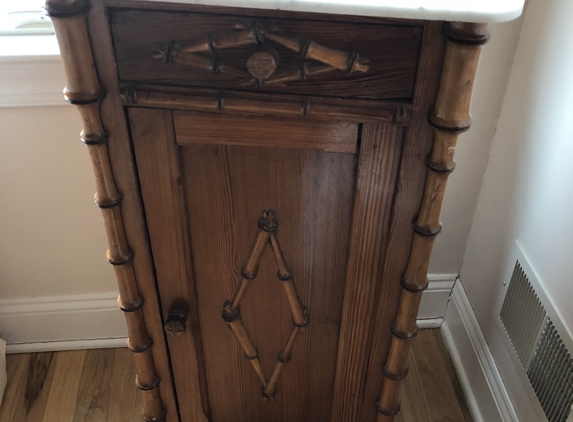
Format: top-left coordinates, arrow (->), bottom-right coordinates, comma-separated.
45,1 -> 165,421
375,22 -> 491,421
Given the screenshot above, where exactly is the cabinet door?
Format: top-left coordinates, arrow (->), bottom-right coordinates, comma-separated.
129,107 -> 407,422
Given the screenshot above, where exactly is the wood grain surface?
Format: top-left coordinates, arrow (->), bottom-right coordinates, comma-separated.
110,9 -> 422,100
0,330 -> 473,422
121,83 -> 407,124
43,2 -> 470,420
330,124 -> 404,422
0,349 -> 140,422
359,20 -> 446,422
86,1 -> 180,420
179,132 -> 356,422
131,108 -> 357,422
129,108 -> 209,422
174,111 -> 359,153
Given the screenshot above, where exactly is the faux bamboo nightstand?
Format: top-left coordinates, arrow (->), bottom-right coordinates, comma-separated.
45,0 -> 524,421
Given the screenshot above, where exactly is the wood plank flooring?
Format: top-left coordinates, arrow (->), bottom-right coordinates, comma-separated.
396,329 -> 474,422
0,329 -> 472,422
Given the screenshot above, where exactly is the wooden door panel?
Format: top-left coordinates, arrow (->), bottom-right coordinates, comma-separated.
179,141 -> 356,422
131,108 -> 407,422
132,108 -> 359,422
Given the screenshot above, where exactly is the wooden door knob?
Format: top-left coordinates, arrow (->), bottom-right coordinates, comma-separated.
164,309 -> 187,336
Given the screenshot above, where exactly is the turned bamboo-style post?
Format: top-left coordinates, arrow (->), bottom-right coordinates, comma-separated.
375,22 -> 491,421
45,1 -> 166,421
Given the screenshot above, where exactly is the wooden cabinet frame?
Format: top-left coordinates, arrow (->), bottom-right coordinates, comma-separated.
45,0 -> 489,420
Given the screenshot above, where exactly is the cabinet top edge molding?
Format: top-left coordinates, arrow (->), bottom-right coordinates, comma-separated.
120,0 -> 525,23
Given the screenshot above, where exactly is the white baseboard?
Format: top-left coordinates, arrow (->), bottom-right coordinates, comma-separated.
442,282 -> 519,422
6,338 -> 128,354
0,293 -> 127,354
0,273 -> 456,354
417,318 -> 444,329
416,273 -> 457,326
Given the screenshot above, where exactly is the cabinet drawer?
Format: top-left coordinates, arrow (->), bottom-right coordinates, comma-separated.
110,9 -> 422,101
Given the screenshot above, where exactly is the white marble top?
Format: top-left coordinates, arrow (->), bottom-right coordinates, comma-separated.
137,0 -> 526,23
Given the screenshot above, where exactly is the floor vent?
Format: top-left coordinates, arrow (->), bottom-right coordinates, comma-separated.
500,261 -> 573,422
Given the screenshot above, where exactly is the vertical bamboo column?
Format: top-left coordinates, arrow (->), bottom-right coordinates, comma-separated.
44,1 -> 166,421
375,22 -> 491,421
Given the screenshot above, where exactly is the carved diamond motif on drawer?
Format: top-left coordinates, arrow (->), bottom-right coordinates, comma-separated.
152,21 -> 370,90
221,210 -> 309,399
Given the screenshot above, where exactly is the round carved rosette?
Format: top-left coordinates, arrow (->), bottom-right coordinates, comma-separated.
247,48 -> 279,86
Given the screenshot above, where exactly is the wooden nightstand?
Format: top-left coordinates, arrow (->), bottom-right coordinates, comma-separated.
44,0 -> 523,421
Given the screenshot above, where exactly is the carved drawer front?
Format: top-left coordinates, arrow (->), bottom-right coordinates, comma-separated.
110,9 -> 422,100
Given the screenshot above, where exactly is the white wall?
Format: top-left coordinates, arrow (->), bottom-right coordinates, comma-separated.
0,106 -> 125,350
0,106 -> 115,298
429,17 -> 524,274
459,0 -> 573,419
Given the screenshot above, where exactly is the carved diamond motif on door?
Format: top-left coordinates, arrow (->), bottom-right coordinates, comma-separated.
221,210 -> 309,399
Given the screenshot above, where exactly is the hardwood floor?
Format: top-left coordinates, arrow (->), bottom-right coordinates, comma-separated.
0,329 -> 472,422
396,329 -> 474,422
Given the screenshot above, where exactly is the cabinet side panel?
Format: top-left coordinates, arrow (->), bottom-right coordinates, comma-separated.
179,141 -> 356,422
